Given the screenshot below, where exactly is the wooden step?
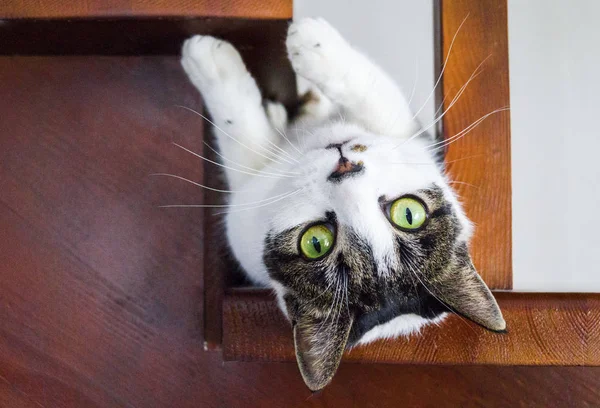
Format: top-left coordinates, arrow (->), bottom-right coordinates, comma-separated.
0,0 -> 291,19
223,289 -> 600,364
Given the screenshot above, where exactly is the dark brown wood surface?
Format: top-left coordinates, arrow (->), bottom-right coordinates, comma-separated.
0,14 -> 297,352
223,290 -> 600,364
0,0 -> 292,19
0,18 -> 294,61
441,0 -> 513,289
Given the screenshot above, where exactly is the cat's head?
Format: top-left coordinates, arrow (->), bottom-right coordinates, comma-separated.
260,122 -> 505,391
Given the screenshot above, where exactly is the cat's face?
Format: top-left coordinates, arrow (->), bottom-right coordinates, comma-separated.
261,123 -> 505,391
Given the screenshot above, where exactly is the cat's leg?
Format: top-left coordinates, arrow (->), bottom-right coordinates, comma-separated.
287,18 -> 419,139
181,36 -> 284,190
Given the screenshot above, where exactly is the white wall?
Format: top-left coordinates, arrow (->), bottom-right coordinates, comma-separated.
295,0 -> 600,291
508,0 -> 600,291
294,0 -> 435,129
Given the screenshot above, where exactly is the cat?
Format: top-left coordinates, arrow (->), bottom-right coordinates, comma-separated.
180,17 -> 505,391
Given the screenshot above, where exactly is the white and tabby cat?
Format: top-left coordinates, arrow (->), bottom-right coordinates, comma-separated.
180,18 -> 505,391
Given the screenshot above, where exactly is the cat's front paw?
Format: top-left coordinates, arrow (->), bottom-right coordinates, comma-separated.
286,18 -> 351,87
181,35 -> 247,89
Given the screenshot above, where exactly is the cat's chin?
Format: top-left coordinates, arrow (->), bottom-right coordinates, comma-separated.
351,312 -> 448,347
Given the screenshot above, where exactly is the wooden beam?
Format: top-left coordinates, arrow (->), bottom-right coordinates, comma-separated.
223,290 -> 600,364
440,0 -> 513,289
0,19 -> 295,58
0,0 -> 292,19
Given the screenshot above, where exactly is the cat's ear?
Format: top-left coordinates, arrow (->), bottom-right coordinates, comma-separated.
427,244 -> 506,332
292,310 -> 353,391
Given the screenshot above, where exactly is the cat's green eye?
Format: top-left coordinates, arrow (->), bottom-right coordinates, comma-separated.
389,196 -> 428,231
299,224 -> 335,260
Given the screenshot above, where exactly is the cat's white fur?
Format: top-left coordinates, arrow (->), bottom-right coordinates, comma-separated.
181,18 -> 471,342
356,313 -> 448,346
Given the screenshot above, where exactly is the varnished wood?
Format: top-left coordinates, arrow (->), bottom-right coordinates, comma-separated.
0,56 -> 206,407
0,0 -> 292,19
0,14 -> 296,349
0,18 -> 293,60
441,0 -> 512,289
223,290 -> 600,364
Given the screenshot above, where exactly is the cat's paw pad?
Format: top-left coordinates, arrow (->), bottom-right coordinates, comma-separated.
286,18 -> 350,85
265,101 -> 288,131
181,35 -> 247,87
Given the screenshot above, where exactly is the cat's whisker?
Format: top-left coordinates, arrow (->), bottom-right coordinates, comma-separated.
406,58 -> 419,109
388,152 -> 485,169
329,274 -> 344,326
395,55 -> 491,150
258,142 -> 300,166
425,107 -> 510,152
444,154 -> 484,166
426,109 -> 507,150
325,273 -> 342,322
159,188 -> 300,209
448,181 -> 479,189
175,105 -> 293,166
307,276 -> 336,302
405,260 -> 478,335
332,287 -> 345,333
272,124 -> 304,157
288,123 -> 305,152
295,127 -> 314,152
176,104 -> 296,165
313,273 -> 341,338
173,142 -> 296,179
343,273 -> 350,322
324,280 -> 340,326
330,271 -> 347,331
266,135 -> 301,162
302,128 -> 314,151
149,173 -> 244,193
384,58 -> 419,133
402,257 -> 423,312
203,142 -> 300,177
390,161 -> 437,166
410,13 -> 470,122
433,90 -> 449,118
214,188 -> 304,215
260,140 -> 299,165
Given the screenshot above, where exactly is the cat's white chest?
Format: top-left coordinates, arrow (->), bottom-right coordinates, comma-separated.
356,313 -> 448,346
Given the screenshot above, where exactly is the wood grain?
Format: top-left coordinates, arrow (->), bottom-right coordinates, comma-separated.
0,56 -> 206,407
441,0 -> 513,289
0,19 -> 292,58
223,290 -> 600,365
0,15 -> 296,351
0,0 -> 292,19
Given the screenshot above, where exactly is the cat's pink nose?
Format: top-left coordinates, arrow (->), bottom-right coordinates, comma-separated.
335,157 -> 353,173
328,158 -> 364,182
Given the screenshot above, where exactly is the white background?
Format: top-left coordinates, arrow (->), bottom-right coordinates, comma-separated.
508,0 -> 599,291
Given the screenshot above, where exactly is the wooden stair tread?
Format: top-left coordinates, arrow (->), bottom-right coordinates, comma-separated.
0,0 -> 292,19
223,289 -> 600,365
